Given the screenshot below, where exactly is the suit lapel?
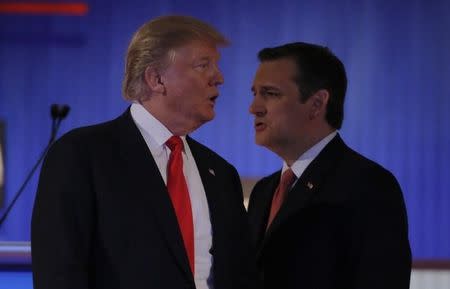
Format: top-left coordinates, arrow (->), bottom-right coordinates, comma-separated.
260,135 -> 346,255
186,137 -> 224,246
251,173 -> 280,247
115,109 -> 193,279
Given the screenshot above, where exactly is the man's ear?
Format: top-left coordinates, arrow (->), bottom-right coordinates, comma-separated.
309,89 -> 330,119
144,66 -> 165,94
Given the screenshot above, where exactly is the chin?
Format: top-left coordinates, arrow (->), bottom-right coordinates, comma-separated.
191,115 -> 214,131
201,110 -> 215,121
255,134 -> 268,147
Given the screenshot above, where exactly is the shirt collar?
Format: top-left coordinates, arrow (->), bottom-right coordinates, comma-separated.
282,131 -> 338,178
130,103 -> 188,151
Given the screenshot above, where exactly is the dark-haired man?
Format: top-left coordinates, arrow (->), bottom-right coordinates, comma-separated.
247,42 -> 411,289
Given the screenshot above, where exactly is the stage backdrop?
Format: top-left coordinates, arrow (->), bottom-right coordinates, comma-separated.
0,0 -> 449,260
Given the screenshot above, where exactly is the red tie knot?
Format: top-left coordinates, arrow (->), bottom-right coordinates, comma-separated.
166,136 -> 184,151
280,168 -> 296,188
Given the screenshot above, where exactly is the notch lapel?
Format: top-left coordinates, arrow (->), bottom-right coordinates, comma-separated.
186,137 -> 223,238
116,110 -> 193,279
260,135 -> 346,256
264,171 -> 319,241
250,173 -> 280,247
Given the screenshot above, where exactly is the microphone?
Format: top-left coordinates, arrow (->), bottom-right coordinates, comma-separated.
0,104 -> 71,228
50,104 -> 71,143
51,104 -> 59,119
59,105 -> 70,119
51,104 -> 70,120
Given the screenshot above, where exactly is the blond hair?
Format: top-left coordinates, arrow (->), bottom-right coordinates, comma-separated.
122,15 -> 229,101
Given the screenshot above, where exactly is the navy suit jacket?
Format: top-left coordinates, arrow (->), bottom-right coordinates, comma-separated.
32,109 -> 257,289
247,135 -> 411,289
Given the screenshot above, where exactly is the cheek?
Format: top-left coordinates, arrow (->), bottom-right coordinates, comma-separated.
270,106 -> 292,126
180,78 -> 206,99
273,107 -> 304,132
166,81 -> 198,105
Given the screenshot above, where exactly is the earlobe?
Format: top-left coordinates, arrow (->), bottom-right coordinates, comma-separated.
144,66 -> 165,94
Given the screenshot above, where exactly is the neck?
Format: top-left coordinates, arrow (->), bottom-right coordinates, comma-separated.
278,126 -> 335,166
140,99 -> 197,136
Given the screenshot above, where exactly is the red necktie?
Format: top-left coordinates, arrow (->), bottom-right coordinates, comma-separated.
166,136 -> 195,275
266,168 -> 296,231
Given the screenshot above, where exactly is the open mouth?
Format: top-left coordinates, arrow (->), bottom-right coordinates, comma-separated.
208,95 -> 218,105
254,121 -> 266,131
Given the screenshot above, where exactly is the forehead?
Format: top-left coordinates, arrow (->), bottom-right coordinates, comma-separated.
172,40 -> 220,61
253,58 -> 298,86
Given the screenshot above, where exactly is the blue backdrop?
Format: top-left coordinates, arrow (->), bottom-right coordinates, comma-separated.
0,0 -> 449,260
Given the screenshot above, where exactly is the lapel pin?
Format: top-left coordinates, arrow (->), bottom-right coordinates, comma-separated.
306,182 -> 314,190
208,168 -> 215,176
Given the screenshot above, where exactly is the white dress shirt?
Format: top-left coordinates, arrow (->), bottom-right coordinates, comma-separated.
130,103 -> 213,289
282,131 -> 338,182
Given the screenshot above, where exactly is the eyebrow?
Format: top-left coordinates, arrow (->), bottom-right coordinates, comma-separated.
251,85 -> 281,92
192,57 -> 210,64
196,53 -> 221,62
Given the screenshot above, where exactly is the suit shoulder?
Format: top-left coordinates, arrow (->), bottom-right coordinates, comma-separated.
343,147 -> 403,200
345,147 -> 395,179
58,116 -> 120,145
46,115 -> 124,161
54,111 -> 123,146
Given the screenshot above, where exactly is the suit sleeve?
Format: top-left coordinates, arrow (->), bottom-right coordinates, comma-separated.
352,170 -> 412,289
31,135 -> 94,289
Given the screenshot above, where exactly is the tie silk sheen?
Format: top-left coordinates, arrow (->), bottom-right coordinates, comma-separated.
266,168 -> 297,231
166,136 -> 195,274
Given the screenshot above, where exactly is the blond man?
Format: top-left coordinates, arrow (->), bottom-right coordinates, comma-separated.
32,15 -> 257,289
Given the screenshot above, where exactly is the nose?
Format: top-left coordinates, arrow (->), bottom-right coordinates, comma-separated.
249,94 -> 266,116
210,64 -> 224,86
215,69 -> 224,86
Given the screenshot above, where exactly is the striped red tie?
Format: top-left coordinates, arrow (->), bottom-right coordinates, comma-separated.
266,168 -> 296,231
166,136 -> 195,274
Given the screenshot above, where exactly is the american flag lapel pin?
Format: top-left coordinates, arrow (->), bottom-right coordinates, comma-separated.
208,168 -> 215,176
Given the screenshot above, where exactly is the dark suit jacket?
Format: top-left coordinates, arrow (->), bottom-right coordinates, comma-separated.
32,109 -> 256,289
247,135 -> 411,289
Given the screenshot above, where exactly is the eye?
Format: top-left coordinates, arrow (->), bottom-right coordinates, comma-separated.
267,91 -> 280,96
263,90 -> 281,98
253,87 -> 282,99
195,61 -> 210,70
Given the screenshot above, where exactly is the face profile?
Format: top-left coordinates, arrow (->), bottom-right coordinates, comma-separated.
250,57 -> 316,161
155,40 -> 224,133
